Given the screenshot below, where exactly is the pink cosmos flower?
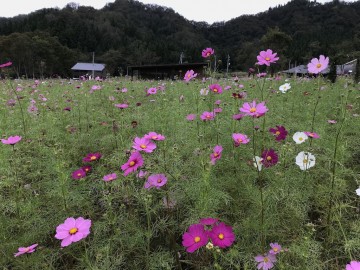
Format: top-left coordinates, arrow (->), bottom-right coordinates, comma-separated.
184,70 -> 197,82
257,49 -> 279,66
182,223 -> 208,253
208,222 -> 236,248
121,151 -> 144,176
81,165 -> 92,174
255,253 -> 277,270
1,135 -> 22,145
346,261 -> 360,270
328,119 -> 337,124
115,103 -> 129,109
7,99 -> 16,106
210,145 -> 223,165
83,152 -> 102,162
240,101 -> 268,117
132,137 -> 157,153
147,87 -> 157,95
72,168 -> 86,180
199,217 -> 218,226
14,243 -> 38,257
121,87 -> 128,93
269,243 -> 282,255
28,104 -> 38,114
232,133 -> 250,146
137,170 -> 148,178
55,217 -> 91,247
304,131 -> 320,139
261,149 -> 278,168
186,114 -> 196,121
0,61 -> 12,68
200,111 -> 215,121
213,107 -> 222,114
209,84 -> 223,94
144,173 -> 167,189
225,86 -> 231,90
214,100 -> 221,105
232,113 -> 245,121
144,132 -> 165,141
257,72 -> 267,78
103,173 -> 117,182
307,55 -> 329,74
202,47 -> 215,58
269,125 -> 288,141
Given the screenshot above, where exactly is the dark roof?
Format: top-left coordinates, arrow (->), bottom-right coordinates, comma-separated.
71,63 -> 105,71
128,63 -> 207,69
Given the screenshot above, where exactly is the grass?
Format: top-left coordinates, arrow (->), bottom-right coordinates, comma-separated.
0,75 -> 359,269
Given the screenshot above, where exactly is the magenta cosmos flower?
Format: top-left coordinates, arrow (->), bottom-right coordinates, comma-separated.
261,149 -> 278,168
132,137 -> 157,153
147,87 -> 157,95
200,111 -> 215,121
144,132 -> 165,141
55,217 -> 91,247
269,125 -> 288,141
240,101 -> 268,117
232,133 -> 250,147
346,261 -> 360,270
144,173 -> 167,189
182,223 -> 208,253
83,152 -> 102,162
199,217 -> 218,226
307,55 -> 329,74
304,131 -> 320,139
202,47 -> 214,58
184,70 -> 197,82
81,165 -> 92,174
208,222 -> 236,248
255,253 -> 277,270
103,173 -> 117,182
14,243 -> 38,257
121,151 -> 144,176
115,103 -> 129,109
1,135 -> 22,145
209,84 -> 223,94
257,49 -> 279,66
210,145 -> 223,165
269,242 -> 282,255
233,113 -> 245,121
72,168 -> 86,180
186,114 -> 196,121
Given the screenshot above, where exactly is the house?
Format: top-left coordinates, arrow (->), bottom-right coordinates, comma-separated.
71,62 -> 106,79
127,63 -> 208,80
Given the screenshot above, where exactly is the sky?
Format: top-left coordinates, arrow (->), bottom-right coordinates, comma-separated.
0,0 -> 354,24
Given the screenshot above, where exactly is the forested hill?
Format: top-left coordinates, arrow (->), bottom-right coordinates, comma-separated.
0,0 -> 359,77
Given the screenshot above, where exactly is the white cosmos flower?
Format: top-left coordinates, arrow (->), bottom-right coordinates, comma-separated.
296,151 -> 316,170
200,88 -> 209,95
293,132 -> 308,144
253,156 -> 263,171
279,83 -> 291,93
356,187 -> 360,196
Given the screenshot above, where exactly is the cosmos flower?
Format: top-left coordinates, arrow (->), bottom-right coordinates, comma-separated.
55,217 -> 91,247
132,137 -> 157,153
184,70 -> 197,82
186,114 -> 196,121
293,132 -> 308,144
1,135 -> 22,145
253,156 -> 263,172
71,168 -> 86,180
202,48 -> 215,58
269,126 -> 288,141
147,87 -> 157,95
269,243 -> 282,255
279,83 -> 291,93
210,145 -> 223,165
255,253 -> 277,270
304,131 -> 320,139
144,173 -> 167,189
240,101 -> 268,117
103,173 -> 117,182
346,261 -> 360,270
232,113 -> 246,121
208,222 -> 236,249
115,103 -> 129,109
257,49 -> 279,66
182,223 -> 208,253
14,244 -> 38,257
83,152 -> 102,162
144,132 -> 165,141
295,151 -> 316,171
200,111 -> 215,121
261,149 -> 278,168
200,88 -> 209,95
121,151 -> 144,176
356,188 -> 360,197
232,133 -> 250,146
209,84 -> 223,94
307,55 -> 329,74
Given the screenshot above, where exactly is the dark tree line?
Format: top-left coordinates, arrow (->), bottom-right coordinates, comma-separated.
0,0 -> 359,78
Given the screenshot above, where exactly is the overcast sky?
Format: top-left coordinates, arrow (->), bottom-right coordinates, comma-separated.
0,0 -> 354,23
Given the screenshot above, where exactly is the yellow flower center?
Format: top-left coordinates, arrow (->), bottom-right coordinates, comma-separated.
140,144 -> 146,149
275,131 -> 280,135
206,115 -> 211,119
194,236 -> 201,243
316,63 -> 322,68
267,156 -> 272,161
273,247 -> 278,252
264,257 -> 269,263
69,228 -> 78,235
77,173 -> 82,176
214,153 -> 219,157
299,137 -> 303,141
187,74 -> 191,78
218,233 -> 224,240
250,107 -> 256,113
157,179 -> 162,183
129,161 -> 135,166
303,159 -> 308,164
213,89 -> 218,92
152,136 -> 157,139
90,156 -> 96,160
265,57 -> 271,61
108,177 -> 113,180
238,139 -> 243,143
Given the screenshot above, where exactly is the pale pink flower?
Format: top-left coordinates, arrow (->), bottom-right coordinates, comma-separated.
307,55 -> 329,74
55,217 -> 91,247
14,244 -> 38,257
132,137 -> 157,153
257,49 -> 279,66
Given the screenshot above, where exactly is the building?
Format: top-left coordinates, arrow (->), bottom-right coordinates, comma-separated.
71,62 -> 106,79
127,63 -> 208,80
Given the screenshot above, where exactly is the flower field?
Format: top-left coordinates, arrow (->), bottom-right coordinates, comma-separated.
1,52 -> 360,269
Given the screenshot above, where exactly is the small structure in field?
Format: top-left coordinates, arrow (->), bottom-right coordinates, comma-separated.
71,62 -> 106,79
127,63 -> 207,80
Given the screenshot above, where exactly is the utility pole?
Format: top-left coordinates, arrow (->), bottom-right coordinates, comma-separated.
226,54 -> 230,76
214,54 -> 217,73
179,52 -> 184,64
92,52 -> 95,79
